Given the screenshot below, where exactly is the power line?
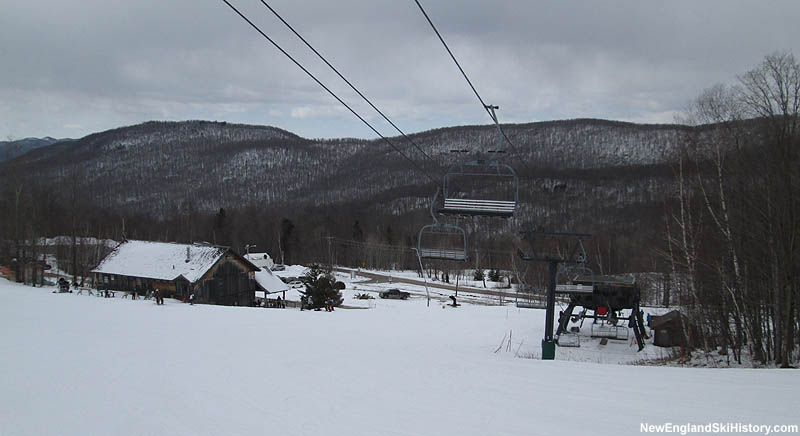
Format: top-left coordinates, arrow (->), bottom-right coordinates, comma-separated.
330,236 -> 517,258
256,0 -> 442,175
412,0 -> 524,161
220,0 -> 438,184
330,237 -> 416,254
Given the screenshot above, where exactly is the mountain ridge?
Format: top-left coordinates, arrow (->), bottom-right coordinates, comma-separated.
0,136 -> 72,163
3,118 -> 681,217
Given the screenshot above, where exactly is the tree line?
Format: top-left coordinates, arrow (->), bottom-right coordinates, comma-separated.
664,52 -> 799,367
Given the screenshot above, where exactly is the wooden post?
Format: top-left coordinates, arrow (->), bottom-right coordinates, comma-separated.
681,344 -> 685,367
455,270 -> 459,298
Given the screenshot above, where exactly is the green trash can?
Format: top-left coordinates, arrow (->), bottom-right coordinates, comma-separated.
541,340 -> 556,360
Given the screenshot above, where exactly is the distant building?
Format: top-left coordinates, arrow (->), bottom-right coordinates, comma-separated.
649,310 -> 694,348
92,240 -> 260,306
244,252 -> 289,303
243,252 -> 275,271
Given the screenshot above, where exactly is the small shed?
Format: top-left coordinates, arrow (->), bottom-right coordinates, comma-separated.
649,310 -> 691,347
92,240 -> 260,306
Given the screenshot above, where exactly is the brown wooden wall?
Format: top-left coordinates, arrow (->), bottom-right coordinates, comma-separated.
95,273 -> 177,294
194,256 -> 256,306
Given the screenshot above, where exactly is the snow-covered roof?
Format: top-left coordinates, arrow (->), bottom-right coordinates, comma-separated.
244,252 -> 274,270
254,269 -> 288,294
92,240 -> 233,283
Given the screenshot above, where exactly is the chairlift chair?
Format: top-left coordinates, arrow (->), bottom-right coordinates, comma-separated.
417,223 -> 468,261
438,159 -> 519,218
556,332 -> 581,348
590,322 -> 629,341
554,242 -> 595,293
554,255 -> 597,336
417,189 -> 469,262
557,266 -> 596,291
438,104 -> 519,218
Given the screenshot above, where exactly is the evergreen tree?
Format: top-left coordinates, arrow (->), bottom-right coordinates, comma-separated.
302,264 -> 344,309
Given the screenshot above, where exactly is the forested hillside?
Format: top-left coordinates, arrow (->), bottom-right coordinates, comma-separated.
6,119 -> 681,209
2,118 -> 684,274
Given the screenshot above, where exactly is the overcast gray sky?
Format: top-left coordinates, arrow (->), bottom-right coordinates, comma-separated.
1,0 -> 798,140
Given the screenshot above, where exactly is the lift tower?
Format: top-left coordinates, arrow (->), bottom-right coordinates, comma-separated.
518,231 -> 591,360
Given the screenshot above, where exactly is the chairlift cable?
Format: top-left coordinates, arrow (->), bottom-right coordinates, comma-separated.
219,0 -> 438,184
256,0 -> 443,176
413,0 -> 489,116
413,0 -> 529,169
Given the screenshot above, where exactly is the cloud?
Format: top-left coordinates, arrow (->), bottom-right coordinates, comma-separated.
290,106 -> 313,119
2,0 -> 799,139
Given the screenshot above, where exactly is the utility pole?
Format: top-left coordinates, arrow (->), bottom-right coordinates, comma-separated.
277,227 -> 284,265
324,236 -> 333,270
413,249 -> 431,307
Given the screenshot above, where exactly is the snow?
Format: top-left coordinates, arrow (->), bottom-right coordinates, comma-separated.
271,264 -> 309,280
343,267 -> 517,292
91,240 -> 227,283
1,277 -> 797,436
268,265 -> 314,301
253,268 -> 288,294
243,252 -> 274,271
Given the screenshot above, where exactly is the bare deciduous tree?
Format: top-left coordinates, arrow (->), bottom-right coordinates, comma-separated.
667,52 -> 799,366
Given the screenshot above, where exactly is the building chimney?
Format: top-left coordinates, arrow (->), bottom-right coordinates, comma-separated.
186,246 -> 191,263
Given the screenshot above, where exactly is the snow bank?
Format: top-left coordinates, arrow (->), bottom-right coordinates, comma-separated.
0,278 -> 796,436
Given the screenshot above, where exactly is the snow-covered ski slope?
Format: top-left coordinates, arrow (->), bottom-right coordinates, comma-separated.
0,277 -> 796,436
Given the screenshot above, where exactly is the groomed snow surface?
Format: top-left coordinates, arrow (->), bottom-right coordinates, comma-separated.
1,274 -> 797,436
